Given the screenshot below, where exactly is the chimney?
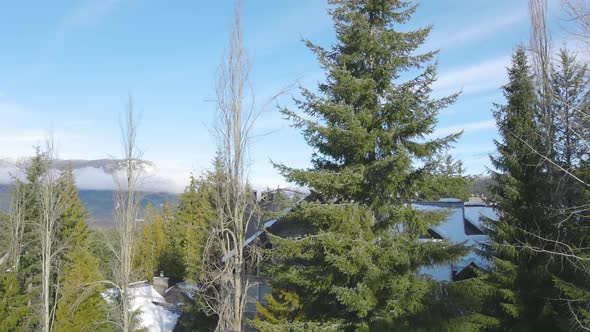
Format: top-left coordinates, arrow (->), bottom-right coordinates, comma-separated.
153,271 -> 169,296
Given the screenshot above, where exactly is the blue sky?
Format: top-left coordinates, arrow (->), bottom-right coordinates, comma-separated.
0,0 -> 578,192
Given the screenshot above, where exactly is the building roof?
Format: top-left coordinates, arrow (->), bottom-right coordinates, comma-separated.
225,195 -> 499,282
104,281 -> 181,332
412,199 -> 498,280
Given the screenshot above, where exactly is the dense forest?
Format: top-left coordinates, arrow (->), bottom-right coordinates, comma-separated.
2,0 -> 590,331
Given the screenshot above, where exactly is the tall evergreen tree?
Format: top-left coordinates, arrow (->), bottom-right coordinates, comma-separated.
52,165 -> 109,331
481,47 -> 565,331
56,166 -> 90,250
54,247 -> 110,332
7,151 -> 104,330
550,49 -> 589,203
180,175 -> 215,282
135,203 -> 167,281
160,201 -> 187,283
0,270 -> 32,330
539,48 -> 590,331
17,148 -> 50,329
255,1 -> 488,330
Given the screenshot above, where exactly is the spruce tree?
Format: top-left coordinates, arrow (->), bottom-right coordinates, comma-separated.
54,247 -> 109,332
541,49 -> 590,331
255,1 -> 488,330
481,47 -> 564,331
550,49 -> 589,204
17,148 -> 50,329
159,200 -> 187,283
53,163 -> 107,331
135,203 -> 167,281
0,270 -> 32,330
56,166 -> 90,249
180,175 -> 215,282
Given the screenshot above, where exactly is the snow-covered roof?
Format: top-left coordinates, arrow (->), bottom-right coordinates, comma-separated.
166,281 -> 201,301
103,282 -> 180,332
413,199 -> 498,281
129,284 -> 180,332
464,203 -> 497,231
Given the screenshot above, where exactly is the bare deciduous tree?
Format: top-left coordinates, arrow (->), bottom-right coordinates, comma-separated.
530,0 -> 556,158
36,138 -> 64,332
563,0 -> 590,53
200,2 -> 262,331
111,95 -> 144,332
6,179 -> 26,271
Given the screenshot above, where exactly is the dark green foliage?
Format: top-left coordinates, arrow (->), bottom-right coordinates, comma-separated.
550,49 -> 589,171
180,175 -> 216,282
135,203 -> 168,281
0,270 -> 32,330
257,1 -> 487,330
0,148 -> 109,330
134,175 -> 216,284
0,211 -> 9,256
17,148 -> 49,329
175,173 -> 218,330
418,153 -> 472,201
544,49 -> 590,330
160,201 -> 187,284
481,47 -> 565,331
175,303 -> 218,332
56,166 -> 91,256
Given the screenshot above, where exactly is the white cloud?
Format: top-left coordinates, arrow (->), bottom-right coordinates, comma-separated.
0,162 -> 191,193
434,120 -> 497,137
431,11 -> 526,49
434,55 -> 511,96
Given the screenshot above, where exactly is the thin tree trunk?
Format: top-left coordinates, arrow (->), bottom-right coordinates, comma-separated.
113,95 -> 143,332
38,138 -> 63,332
8,180 -> 25,271
202,2 -> 257,331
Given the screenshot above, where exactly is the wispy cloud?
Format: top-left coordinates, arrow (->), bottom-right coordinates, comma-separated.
434,120 -> 497,137
39,0 -> 123,56
56,0 -> 122,36
430,11 -> 526,50
434,55 -> 511,96
247,0 -> 331,57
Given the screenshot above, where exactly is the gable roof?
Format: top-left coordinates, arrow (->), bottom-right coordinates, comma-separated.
412,199 -> 498,275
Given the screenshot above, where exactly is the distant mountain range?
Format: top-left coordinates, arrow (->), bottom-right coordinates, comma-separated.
0,158 -> 156,174
0,184 -> 178,227
0,157 -> 187,194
